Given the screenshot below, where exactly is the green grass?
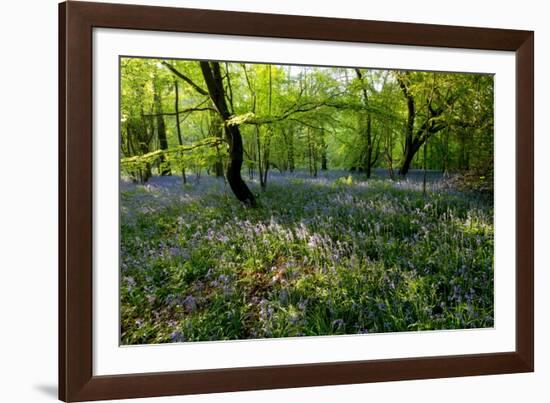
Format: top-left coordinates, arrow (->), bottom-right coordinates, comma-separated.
120,173 -> 493,344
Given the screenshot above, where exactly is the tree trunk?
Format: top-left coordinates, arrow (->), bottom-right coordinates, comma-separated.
283,129 -> 295,173
365,112 -> 372,178
307,128 -> 314,176
355,69 -> 374,179
260,65 -> 273,190
256,126 -> 265,189
248,141 -> 256,180
173,80 -> 187,184
226,124 -> 256,205
397,73 -> 416,176
422,141 -> 427,196
459,131 -> 470,171
396,72 -> 448,176
153,80 -> 171,176
138,113 -> 153,183
261,129 -> 271,191
153,83 -> 171,176
209,111 -> 224,177
443,127 -> 450,177
199,61 -> 256,206
399,140 -> 420,176
320,133 -> 328,170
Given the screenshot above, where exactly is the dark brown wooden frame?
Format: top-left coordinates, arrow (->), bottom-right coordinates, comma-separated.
59,1 -> 534,401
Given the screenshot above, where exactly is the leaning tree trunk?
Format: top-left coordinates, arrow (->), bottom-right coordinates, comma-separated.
397,73 -> 416,176
226,124 -> 256,205
399,140 -> 419,176
199,61 -> 256,206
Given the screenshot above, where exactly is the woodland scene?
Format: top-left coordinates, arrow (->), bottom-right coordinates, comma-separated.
120,58 -> 494,344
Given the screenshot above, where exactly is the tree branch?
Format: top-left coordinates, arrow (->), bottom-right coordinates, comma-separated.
142,106 -> 216,118
161,61 -> 209,96
120,138 -> 227,165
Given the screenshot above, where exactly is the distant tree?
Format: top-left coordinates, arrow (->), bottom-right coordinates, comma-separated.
153,72 -> 171,175
395,72 -> 456,176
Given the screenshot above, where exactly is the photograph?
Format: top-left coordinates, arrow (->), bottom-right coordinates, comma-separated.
119,57 -> 495,345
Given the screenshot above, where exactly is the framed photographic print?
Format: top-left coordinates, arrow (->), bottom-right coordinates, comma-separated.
59,1 -> 534,401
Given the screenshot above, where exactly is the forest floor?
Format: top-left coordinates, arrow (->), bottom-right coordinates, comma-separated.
120,169 -> 494,344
